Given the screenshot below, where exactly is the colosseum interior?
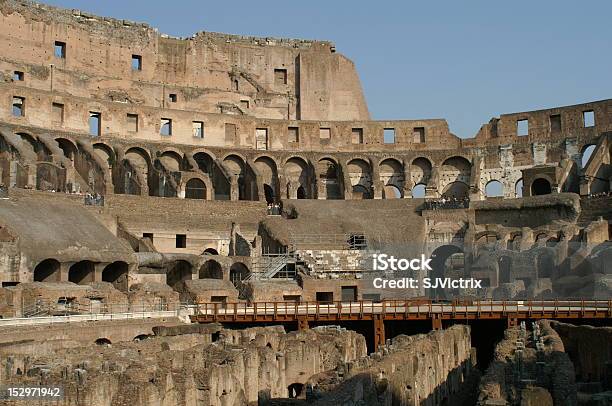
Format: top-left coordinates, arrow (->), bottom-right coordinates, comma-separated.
0,1 -> 610,405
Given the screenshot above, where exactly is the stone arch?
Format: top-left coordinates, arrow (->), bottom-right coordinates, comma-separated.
411,183 -> 427,198
515,179 -> 524,197
93,142 -> 115,168
581,144 -> 597,168
17,132 -> 47,161
33,258 -> 61,282
429,245 -> 464,298
379,158 -> 404,198
288,383 -> 304,399
410,157 -> 433,187
159,150 -> 183,172
55,138 -> 78,165
485,180 -> 503,198
224,154 -> 256,200
440,156 -> 471,191
203,248 -> 219,255
531,178 -> 552,196
442,181 -> 469,199
317,157 -> 342,199
185,177 -> 207,199
69,260 -> 95,285
347,158 -> 373,199
194,151 -> 226,200
167,260 -> 193,289
199,260 -> 223,279
284,157 -> 310,199
118,147 -> 152,195
102,261 -> 129,291
255,156 -> 279,202
229,262 -> 250,287
95,338 -> 112,346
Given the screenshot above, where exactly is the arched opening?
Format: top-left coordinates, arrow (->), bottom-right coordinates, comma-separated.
317,158 -> 342,199
102,261 -> 129,291
288,383 -> 304,399
296,186 -> 306,199
185,178 -> 207,199
379,158 -> 404,198
351,184 -> 372,199
203,248 -> 219,255
410,157 -> 432,186
263,184 -> 274,204
531,178 -> 552,196
133,334 -> 151,342
429,245 -> 464,298
581,144 -> 596,168
347,159 -> 373,199
485,180 -> 503,198
224,155 -> 254,201
515,179 -> 523,198
167,260 -> 192,289
69,261 -> 95,285
229,262 -> 249,288
441,156 -> 471,184
507,234 -> 520,251
255,156 -> 278,202
442,181 -> 469,200
411,183 -> 426,198
95,338 -> 112,346
33,259 -> 61,282
284,157 -> 309,199
199,260 -> 223,279
499,256 -> 512,284
383,184 -> 402,199
55,138 -> 78,166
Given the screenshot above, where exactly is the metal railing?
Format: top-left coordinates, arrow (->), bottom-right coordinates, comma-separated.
191,299 -> 612,321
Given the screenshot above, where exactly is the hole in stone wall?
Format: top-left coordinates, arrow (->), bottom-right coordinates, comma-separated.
549,114 -> 561,133
352,128 -> 363,144
175,234 -> 187,249
384,128 -> 395,144
517,119 -> 528,136
54,41 -> 66,58
583,110 -> 595,127
131,54 -> 142,70
89,112 -> 101,136
160,118 -> 172,136
127,114 -> 138,132
12,96 -> 24,117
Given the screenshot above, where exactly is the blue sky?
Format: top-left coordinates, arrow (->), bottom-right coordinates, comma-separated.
43,0 -> 612,138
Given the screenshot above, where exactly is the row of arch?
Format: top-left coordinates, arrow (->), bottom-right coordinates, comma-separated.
32,258 -> 250,291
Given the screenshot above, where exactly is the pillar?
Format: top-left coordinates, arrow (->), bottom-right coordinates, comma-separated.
432,314 -> 443,330
373,315 -> 385,351
297,316 -> 309,331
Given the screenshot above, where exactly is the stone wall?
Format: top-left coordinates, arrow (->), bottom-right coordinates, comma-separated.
0,324 -> 367,406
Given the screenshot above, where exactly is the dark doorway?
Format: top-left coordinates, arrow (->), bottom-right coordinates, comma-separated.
341,286 -> 357,301
264,184 -> 274,203
69,261 -> 95,284
102,261 -> 129,291
34,259 -> 61,282
531,178 -> 552,195
297,186 -> 306,199
167,260 -> 192,289
316,291 -> 334,303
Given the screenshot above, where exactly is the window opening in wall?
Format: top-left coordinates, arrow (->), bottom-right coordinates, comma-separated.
127,114 -> 138,132
168,94 -> 177,103
256,128 -> 268,150
413,127 -> 425,143
143,233 -> 153,243
52,103 -> 64,124
517,119 -> 528,136
288,126 -> 299,143
160,118 -> 172,136
274,68 -> 288,85
233,79 -> 239,91
89,112 -> 101,136
13,71 -> 24,81
176,234 -> 187,248
131,54 -> 142,71
54,41 -> 66,58
319,127 -> 331,140
583,110 -> 595,127
12,97 -> 24,117
240,100 -> 249,110
384,128 -> 395,144
193,121 -> 204,138
352,128 -> 363,144
549,114 -> 561,133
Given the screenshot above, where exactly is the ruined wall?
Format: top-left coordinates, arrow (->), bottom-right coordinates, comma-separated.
297,325 -> 477,406
549,321 -> 612,390
0,324 -> 367,406
0,0 -> 369,122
